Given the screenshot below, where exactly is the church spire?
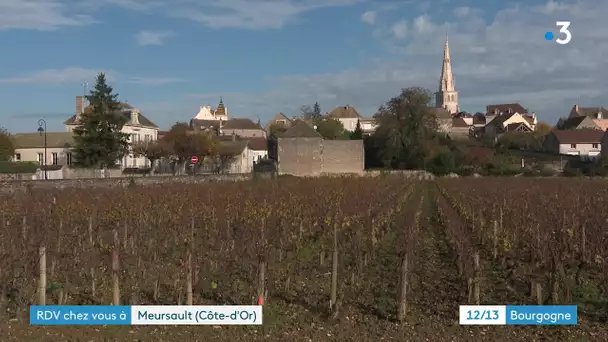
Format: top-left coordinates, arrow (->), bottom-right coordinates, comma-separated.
439,37 -> 454,92
435,36 -> 458,114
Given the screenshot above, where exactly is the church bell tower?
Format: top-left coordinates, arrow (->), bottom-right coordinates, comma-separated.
435,36 -> 459,114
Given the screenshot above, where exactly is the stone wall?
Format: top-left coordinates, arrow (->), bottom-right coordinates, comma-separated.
277,137 -> 323,176
322,140 -> 364,174
277,138 -> 364,176
0,174 -> 258,193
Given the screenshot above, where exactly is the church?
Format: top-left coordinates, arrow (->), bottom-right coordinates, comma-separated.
435,37 -> 458,114
429,36 -> 459,134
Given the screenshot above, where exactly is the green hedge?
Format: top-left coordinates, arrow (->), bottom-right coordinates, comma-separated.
0,161 -> 39,174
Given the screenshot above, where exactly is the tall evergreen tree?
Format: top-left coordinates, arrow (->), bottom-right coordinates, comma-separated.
350,119 -> 363,140
312,102 -> 322,118
72,73 -> 130,168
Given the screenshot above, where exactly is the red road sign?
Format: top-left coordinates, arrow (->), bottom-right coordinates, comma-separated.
190,156 -> 199,164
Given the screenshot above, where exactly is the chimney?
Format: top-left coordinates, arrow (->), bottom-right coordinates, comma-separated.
598,112 -> 603,119
231,131 -> 236,141
75,96 -> 84,115
574,104 -> 579,113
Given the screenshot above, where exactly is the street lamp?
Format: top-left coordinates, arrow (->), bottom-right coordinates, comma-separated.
37,119 -> 47,180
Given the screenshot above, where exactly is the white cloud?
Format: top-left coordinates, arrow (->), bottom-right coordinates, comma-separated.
0,68 -> 182,86
391,20 -> 408,39
0,0 -> 95,30
138,0 -> 608,127
135,30 -> 173,46
361,11 -> 376,25
412,14 -> 434,34
128,77 -> 184,85
0,67 -> 112,84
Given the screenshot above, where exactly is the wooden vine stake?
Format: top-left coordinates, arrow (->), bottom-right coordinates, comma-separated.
330,219 -> 338,313
473,251 -> 480,305
112,229 -> 120,305
397,252 -> 408,322
186,218 -> 194,305
38,245 -> 47,305
88,217 -> 96,297
257,215 -> 267,306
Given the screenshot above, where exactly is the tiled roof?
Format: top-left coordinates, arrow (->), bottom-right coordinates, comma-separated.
551,129 -> 605,144
247,137 -> 268,151
13,132 -> 74,149
594,119 -> 608,131
217,140 -> 247,156
280,120 -> 322,138
328,105 -> 361,118
572,105 -> 608,118
558,116 -> 595,129
486,103 -> 527,114
222,118 -> 262,130
64,102 -> 158,128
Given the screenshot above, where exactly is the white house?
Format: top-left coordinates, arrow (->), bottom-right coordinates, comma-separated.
327,105 -> 377,134
544,129 -> 603,160
13,132 -> 75,169
64,96 -> 159,168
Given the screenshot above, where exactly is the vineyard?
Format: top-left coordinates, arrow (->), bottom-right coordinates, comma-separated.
1,177 -> 607,341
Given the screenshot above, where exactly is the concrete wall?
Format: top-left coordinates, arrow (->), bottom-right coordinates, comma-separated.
278,137 -> 323,176
322,140 -> 364,174
277,138 -> 364,176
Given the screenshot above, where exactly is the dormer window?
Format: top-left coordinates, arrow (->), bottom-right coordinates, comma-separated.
494,109 -> 499,115
508,108 -> 513,114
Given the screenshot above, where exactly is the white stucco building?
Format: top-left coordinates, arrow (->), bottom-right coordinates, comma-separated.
64,96 -> 159,168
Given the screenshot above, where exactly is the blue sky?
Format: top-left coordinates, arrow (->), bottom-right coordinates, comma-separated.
0,0 -> 605,132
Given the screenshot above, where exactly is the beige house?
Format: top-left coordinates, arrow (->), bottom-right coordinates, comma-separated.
64,96 -> 159,168
265,112 -> 293,132
207,139 -> 264,174
13,132 -> 74,167
328,105 -> 377,133
543,129 -> 603,160
485,112 -> 535,136
556,116 -> 599,130
220,118 -> 266,138
568,104 -> 608,132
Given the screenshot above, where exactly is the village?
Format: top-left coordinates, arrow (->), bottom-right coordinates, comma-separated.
3,38 -> 608,180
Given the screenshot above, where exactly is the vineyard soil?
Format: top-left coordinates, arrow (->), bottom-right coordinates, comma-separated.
1,177 -> 607,341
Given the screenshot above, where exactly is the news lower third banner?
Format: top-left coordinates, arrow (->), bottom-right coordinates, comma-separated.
30,305 -> 262,325
459,305 -> 577,325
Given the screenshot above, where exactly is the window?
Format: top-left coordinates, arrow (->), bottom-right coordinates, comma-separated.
276,120 -> 285,125
145,134 -> 151,143
15,153 -> 21,161
593,143 -> 599,148
67,153 -> 72,166
51,152 -> 58,165
37,153 -> 43,165
131,133 -> 137,143
571,144 -> 577,148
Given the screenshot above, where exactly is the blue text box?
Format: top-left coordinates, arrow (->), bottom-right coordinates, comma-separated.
30,306 -> 131,325
506,305 -> 577,325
